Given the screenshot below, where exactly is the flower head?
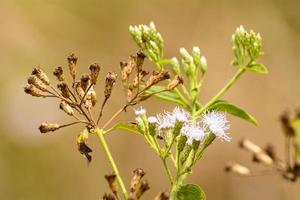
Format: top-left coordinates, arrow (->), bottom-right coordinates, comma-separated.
181,122 -> 205,145
202,111 -> 230,141
134,106 -> 146,116
171,107 -> 190,123
148,116 -> 158,124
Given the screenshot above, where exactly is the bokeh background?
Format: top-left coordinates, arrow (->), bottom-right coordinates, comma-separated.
1,0 -> 300,199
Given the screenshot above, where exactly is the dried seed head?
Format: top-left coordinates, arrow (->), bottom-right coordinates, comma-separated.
86,87 -> 97,107
105,72 -> 118,99
57,82 -> 70,98
154,192 -> 169,200
78,142 -> 93,163
24,84 -> 44,97
53,66 -> 65,82
166,75 -> 184,90
133,70 -> 149,87
136,51 -> 146,69
67,53 -> 78,80
225,161 -> 251,176
80,74 -> 91,91
59,101 -> 74,116
102,193 -> 116,200
130,168 -> 146,192
127,88 -> 134,102
32,67 -> 50,85
104,173 -> 118,195
136,180 -> 150,199
145,71 -> 170,88
89,63 -> 101,84
27,76 -> 48,92
39,123 -> 60,133
75,82 -> 85,99
120,61 -> 130,83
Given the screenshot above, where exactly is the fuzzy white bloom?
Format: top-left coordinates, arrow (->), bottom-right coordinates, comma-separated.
181,122 -> 205,145
200,56 -> 207,66
156,107 -> 190,131
202,111 -> 230,141
171,107 -> 190,123
192,46 -> 200,55
134,106 -> 146,116
148,116 -> 158,124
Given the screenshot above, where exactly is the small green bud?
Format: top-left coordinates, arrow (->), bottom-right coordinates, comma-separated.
181,145 -> 192,165
147,116 -> 158,136
171,57 -> 180,75
200,56 -> 207,74
192,46 -> 201,66
192,140 -> 200,150
173,122 -> 183,137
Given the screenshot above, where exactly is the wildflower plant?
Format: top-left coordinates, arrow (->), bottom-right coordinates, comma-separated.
24,22 -> 268,200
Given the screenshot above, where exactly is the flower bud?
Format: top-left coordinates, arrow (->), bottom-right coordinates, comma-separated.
104,72 -> 117,99
89,63 -> 101,84
27,76 -> 48,92
192,46 -> 201,66
24,84 -> 44,97
32,67 -> 50,85
180,145 -> 192,165
200,56 -> 207,74
148,117 -> 158,136
53,66 -> 65,82
171,57 -> 180,75
67,53 -> 78,80
59,101 -> 74,116
177,135 -> 187,153
39,123 -> 60,133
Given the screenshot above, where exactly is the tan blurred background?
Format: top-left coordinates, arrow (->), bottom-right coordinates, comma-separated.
1,0 -> 300,199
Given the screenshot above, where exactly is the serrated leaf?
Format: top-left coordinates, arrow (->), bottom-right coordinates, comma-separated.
176,184 -> 206,200
105,122 -> 141,135
209,100 -> 257,125
146,85 -> 189,109
246,63 -> 268,74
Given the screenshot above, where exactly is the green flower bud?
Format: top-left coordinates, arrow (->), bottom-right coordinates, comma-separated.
171,57 -> 180,75
192,46 -> 201,66
200,56 -> 207,74
181,145 -> 192,165
177,135 -> 187,153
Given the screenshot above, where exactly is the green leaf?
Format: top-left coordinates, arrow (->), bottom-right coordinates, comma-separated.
104,122 -> 141,135
246,63 -> 268,74
176,184 -> 206,200
209,100 -> 257,125
146,85 -> 189,109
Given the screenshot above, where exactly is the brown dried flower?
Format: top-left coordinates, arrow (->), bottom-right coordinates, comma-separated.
32,67 -> 50,85
39,123 -> 60,133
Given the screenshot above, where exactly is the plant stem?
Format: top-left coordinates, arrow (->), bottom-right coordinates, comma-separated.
162,158 -> 174,184
194,68 -> 245,116
95,128 -> 128,199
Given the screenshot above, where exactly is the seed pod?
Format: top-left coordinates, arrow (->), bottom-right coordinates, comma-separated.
89,63 -> 101,84
145,71 -> 170,88
57,82 -> 70,98
80,74 -> 90,91
59,101 -> 74,116
104,72 -> 117,99
104,173 -> 118,196
166,75 -> 184,90
74,82 -> 85,99
24,84 -> 44,97
27,76 -> 48,92
32,67 -> 50,85
53,66 -> 65,82
130,168 -> 145,193
120,61 -> 129,83
39,123 -> 60,133
86,87 -> 97,106
225,161 -> 251,176
67,53 -> 78,80
84,99 -> 92,110
136,180 -> 150,199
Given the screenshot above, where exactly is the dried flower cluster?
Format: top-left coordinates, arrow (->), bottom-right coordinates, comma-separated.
225,110 -> 300,182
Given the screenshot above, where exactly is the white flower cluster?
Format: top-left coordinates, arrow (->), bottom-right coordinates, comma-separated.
134,106 -> 231,145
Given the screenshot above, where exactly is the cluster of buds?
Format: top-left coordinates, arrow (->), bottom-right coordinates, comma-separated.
120,51 -> 183,107
226,109 -> 300,182
24,53 -> 119,162
232,25 -> 263,66
134,107 -> 230,175
102,168 -> 150,200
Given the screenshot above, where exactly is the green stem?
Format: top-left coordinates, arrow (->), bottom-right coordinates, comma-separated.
162,158 -> 174,184
194,68 -> 245,116
95,128 -> 128,199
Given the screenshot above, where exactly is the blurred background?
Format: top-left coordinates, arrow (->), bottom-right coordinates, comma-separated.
1,0 -> 300,199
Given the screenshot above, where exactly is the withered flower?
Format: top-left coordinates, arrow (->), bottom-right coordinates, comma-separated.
130,168 -> 146,192
57,82 -> 70,98
105,72 -> 118,99
27,76 -> 48,92
136,180 -> 150,199
39,123 -> 60,133
80,74 -> 91,91
89,63 -> 101,84
67,53 -> 78,80
74,82 -> 85,99
166,75 -> 184,90
53,66 -> 65,82
133,70 -> 149,88
24,84 -> 44,97
102,193 -> 116,200
154,192 -> 169,200
32,67 -> 50,85
104,172 -> 118,196
145,71 -> 170,88
78,141 -> 93,163
59,101 -> 74,116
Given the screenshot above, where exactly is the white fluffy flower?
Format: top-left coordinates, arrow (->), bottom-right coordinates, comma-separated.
147,116 -> 158,124
134,106 -> 146,116
156,107 -> 190,131
202,111 -> 230,141
181,122 -> 205,145
171,107 -> 190,123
